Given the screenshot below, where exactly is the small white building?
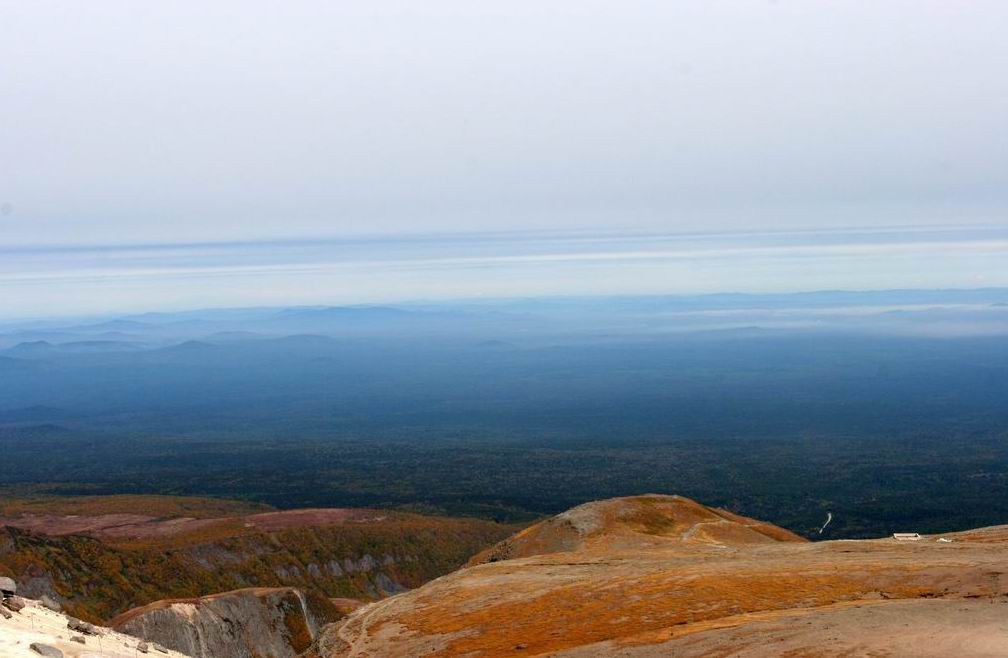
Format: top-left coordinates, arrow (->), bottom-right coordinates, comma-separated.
893,532 -> 921,541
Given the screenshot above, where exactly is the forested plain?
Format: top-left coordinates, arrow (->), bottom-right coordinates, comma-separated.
2,294 -> 1008,539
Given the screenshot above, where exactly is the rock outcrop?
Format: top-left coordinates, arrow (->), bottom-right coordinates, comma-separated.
111,587 -> 341,658
309,494 -> 1008,658
29,643 -> 63,658
0,596 -> 192,658
0,575 -> 16,596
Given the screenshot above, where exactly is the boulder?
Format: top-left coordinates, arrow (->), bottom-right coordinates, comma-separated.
38,595 -> 61,612
138,641 -> 150,653
29,643 -> 64,658
3,596 -> 24,612
67,618 -> 99,635
0,576 -> 16,596
70,636 -> 86,644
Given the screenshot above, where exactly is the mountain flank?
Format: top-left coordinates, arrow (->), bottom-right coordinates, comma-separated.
309,494 -> 1008,657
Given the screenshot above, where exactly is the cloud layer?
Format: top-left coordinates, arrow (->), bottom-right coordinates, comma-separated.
2,226 -> 1005,319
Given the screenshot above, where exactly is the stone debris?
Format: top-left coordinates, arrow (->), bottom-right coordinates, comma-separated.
67,617 -> 100,635
3,596 -> 25,613
29,643 -> 64,657
2,596 -> 195,658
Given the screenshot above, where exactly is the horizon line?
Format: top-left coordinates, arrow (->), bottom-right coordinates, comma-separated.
2,285 -> 1007,327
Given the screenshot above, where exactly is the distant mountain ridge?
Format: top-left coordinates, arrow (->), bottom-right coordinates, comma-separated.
4,287 -> 1008,351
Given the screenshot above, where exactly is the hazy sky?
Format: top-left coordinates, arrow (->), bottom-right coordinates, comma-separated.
1,1 -> 1007,315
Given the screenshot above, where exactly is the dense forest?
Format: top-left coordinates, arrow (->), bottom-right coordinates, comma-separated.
2,292 -> 1008,539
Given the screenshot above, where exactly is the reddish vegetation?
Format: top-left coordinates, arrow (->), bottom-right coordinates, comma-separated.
0,507 -> 388,543
329,598 -> 366,616
243,509 -> 382,531
0,513 -> 167,538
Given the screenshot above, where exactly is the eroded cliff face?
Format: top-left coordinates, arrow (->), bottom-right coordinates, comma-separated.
111,587 -> 341,658
0,504 -> 514,622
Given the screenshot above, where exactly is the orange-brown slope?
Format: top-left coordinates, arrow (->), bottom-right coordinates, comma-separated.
468,494 -> 805,565
311,494 -> 1008,658
551,599 -> 1008,657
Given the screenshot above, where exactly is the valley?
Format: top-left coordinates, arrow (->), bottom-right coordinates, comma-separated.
0,494 -> 515,623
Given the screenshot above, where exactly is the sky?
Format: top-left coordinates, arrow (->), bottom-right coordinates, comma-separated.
1,1 -> 1007,316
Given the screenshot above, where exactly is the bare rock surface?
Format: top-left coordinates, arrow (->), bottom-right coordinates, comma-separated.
0,575 -> 16,594
29,643 -> 62,658
111,587 -> 341,658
